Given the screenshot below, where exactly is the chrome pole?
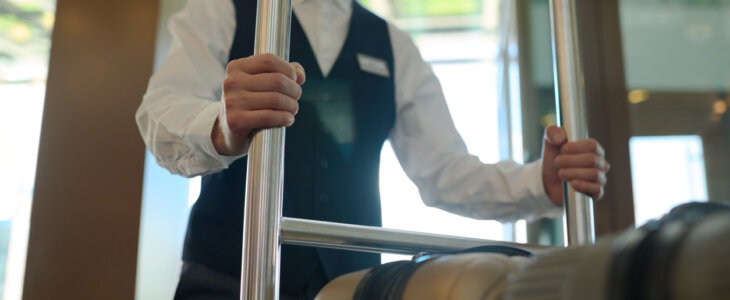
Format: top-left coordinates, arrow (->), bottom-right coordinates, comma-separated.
548,0 -> 596,246
280,217 -> 554,254
240,0 -> 292,299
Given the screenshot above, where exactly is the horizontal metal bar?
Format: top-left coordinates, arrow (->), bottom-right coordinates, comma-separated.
280,217 -> 554,255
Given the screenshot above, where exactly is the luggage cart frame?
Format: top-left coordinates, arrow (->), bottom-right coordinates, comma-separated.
240,0 -> 593,298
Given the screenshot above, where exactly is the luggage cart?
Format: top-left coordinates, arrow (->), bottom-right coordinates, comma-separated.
240,0 -> 593,298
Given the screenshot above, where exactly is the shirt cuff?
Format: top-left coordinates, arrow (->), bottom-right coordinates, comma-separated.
526,159 -> 564,220
185,101 -> 244,173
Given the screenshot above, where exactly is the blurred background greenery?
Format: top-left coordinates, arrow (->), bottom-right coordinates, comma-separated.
0,0 -> 55,84
362,0 -> 481,18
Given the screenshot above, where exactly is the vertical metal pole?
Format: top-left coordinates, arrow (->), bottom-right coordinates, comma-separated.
241,0 -> 292,299
548,0 -> 596,246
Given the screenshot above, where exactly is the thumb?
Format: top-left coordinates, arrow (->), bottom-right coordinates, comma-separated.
290,62 -> 306,85
542,125 -> 567,204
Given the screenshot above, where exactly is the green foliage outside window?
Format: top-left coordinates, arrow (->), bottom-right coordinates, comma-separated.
394,0 -> 481,17
0,0 -> 55,61
360,0 -> 482,18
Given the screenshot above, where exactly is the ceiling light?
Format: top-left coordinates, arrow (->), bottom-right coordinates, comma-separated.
628,89 -> 650,104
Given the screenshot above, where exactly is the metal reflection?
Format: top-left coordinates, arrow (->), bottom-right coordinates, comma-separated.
280,217 -> 554,254
240,0 -> 293,299
548,0 -> 596,246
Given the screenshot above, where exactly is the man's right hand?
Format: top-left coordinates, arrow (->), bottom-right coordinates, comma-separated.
212,54 -> 306,156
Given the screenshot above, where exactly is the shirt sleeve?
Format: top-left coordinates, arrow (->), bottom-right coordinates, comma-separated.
387,24 -> 562,222
135,0 -> 242,177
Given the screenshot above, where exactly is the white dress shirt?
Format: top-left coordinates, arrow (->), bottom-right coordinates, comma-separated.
135,0 -> 561,222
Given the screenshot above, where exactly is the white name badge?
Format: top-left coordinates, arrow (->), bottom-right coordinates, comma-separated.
357,53 -> 390,78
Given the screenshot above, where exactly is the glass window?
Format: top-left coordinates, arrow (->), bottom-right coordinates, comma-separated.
0,0 -> 56,298
629,135 -> 708,225
361,0 -> 510,262
619,0 -> 730,223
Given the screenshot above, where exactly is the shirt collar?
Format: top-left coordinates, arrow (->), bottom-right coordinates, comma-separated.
295,0 -> 352,12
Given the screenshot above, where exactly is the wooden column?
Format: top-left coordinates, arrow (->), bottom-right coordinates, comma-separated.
23,0 -> 158,298
576,0 -> 636,234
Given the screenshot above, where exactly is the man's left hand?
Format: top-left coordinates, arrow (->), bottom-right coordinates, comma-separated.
541,125 -> 611,206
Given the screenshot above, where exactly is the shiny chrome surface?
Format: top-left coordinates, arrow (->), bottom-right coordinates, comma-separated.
548,0 -> 596,246
241,0 -> 293,299
280,217 -> 554,254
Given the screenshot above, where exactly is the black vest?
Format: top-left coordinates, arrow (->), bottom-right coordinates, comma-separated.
182,0 -> 396,293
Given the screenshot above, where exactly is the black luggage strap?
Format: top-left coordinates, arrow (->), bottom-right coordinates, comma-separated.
352,245 -> 532,300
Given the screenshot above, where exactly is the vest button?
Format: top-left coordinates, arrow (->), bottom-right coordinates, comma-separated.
321,93 -> 331,101
319,159 -> 329,169
319,194 -> 329,203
